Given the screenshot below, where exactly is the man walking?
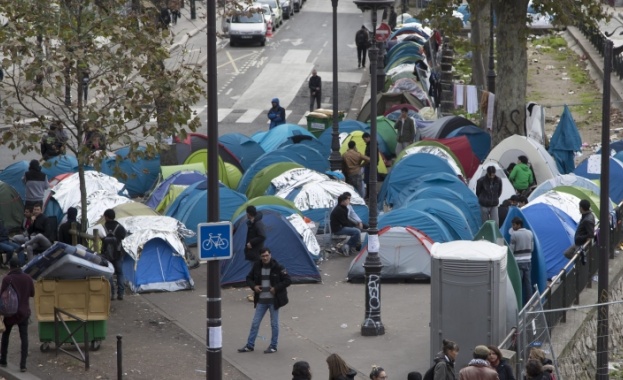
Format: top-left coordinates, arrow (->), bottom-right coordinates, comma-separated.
267,98 -> 286,129
476,166 -> 503,227
458,345 -> 499,380
238,247 -> 291,354
394,107 -> 418,155
564,199 -> 595,262
308,69 -> 321,112
509,217 -> 534,306
0,257 -> 35,373
100,209 -> 127,301
355,25 -> 370,68
342,141 -> 369,197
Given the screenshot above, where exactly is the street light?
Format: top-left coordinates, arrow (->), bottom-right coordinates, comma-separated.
596,27 -> 623,380
329,0 -> 341,171
353,0 -> 393,337
486,3 -> 495,93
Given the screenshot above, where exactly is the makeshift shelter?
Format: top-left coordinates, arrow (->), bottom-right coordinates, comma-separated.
548,105 -> 582,174
265,168 -> 329,196
500,207 -> 547,293
231,196 -> 300,221
347,226 -> 434,282
0,181 -> 24,231
340,131 -> 389,175
395,141 -> 465,178
0,160 -> 29,199
468,160 -> 516,204
165,181 -> 247,245
529,173 -> 601,202
486,135 -> 560,185
357,92 -> 428,122
429,137 -> 480,179
175,133 -> 244,174
245,162 -> 304,199
42,155 -> 78,179
220,209 -> 321,286
183,149 -> 231,188
146,171 -> 207,211
254,124 -> 316,153
522,203 -> 576,279
445,124 -> 492,162
368,116 -> 397,156
378,153 -> 458,210
224,162 -> 242,189
218,133 -> 266,172
378,208 -> 454,243
100,146 -> 160,198
554,185 -> 612,216
574,154 -> 623,203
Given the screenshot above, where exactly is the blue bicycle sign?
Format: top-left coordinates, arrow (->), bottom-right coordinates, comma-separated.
202,233 -> 229,251
198,222 -> 233,261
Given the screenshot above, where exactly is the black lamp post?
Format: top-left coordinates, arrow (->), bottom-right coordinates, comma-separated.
596,28 -> 623,380
329,0 -> 341,171
486,2 -> 495,93
354,0 -> 392,337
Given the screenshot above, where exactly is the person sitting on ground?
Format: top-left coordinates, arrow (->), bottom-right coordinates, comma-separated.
509,155 -> 534,194
23,203 -> 52,262
22,159 -> 48,210
342,141 -> 369,198
342,192 -> 368,230
58,207 -> 82,245
329,194 -> 361,256
0,220 -> 20,268
11,208 -> 32,245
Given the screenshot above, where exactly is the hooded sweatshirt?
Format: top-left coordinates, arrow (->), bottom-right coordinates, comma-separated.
509,163 -> 534,191
23,160 -> 49,203
267,98 -> 286,129
244,211 -> 266,261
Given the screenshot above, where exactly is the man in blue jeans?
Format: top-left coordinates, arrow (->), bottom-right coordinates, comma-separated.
238,248 -> 291,354
330,193 -> 361,256
509,217 -> 534,306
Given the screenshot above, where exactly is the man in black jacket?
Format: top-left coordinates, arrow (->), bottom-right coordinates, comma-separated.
99,209 -> 127,300
308,69 -> 321,112
330,194 -> 361,256
475,166 -> 503,227
244,206 -> 266,263
564,199 -> 595,261
238,248 -> 291,354
23,203 -> 51,262
355,25 -> 370,68
58,207 -> 82,245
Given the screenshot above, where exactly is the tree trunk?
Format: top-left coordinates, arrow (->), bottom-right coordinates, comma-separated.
468,0 -> 487,88
491,0 -> 530,145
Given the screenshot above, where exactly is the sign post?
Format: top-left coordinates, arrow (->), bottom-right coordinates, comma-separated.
198,222 -> 233,261
375,22 -> 391,42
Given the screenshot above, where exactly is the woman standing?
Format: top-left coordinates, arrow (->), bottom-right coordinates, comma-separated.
292,360 -> 312,380
327,353 -> 357,380
487,345 -> 515,380
432,339 -> 459,380
369,365 -> 387,380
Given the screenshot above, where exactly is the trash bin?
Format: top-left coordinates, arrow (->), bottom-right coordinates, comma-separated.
306,109 -> 344,137
35,277 -> 111,352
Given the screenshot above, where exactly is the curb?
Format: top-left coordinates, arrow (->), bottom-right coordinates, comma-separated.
0,362 -> 42,380
170,22 -> 208,53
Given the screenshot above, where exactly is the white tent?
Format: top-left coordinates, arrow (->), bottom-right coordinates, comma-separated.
468,159 -> 516,203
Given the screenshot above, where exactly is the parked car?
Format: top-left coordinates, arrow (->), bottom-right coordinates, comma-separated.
256,0 -> 283,26
280,0 -> 293,19
257,3 -> 276,31
228,7 -> 267,47
292,0 -> 302,12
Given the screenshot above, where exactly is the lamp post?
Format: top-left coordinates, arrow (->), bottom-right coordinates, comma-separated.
353,0 -> 393,337
596,28 -> 623,380
329,0 -> 341,171
486,2 -> 495,93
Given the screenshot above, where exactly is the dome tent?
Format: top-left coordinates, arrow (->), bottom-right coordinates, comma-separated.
101,146 -> 160,198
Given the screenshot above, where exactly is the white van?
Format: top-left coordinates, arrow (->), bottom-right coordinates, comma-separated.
228,8 -> 267,47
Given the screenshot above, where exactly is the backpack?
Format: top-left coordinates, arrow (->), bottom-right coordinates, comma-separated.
0,282 -> 18,317
422,364 -> 435,380
101,224 -> 122,261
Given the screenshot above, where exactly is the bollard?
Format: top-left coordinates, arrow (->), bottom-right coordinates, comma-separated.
117,335 -> 123,380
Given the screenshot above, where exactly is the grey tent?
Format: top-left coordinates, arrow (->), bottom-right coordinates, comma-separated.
347,226 -> 434,282
357,91 -> 428,122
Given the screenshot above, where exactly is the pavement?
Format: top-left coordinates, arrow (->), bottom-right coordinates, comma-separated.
3,3 -> 623,380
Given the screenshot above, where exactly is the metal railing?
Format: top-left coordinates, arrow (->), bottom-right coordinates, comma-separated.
53,307 -> 90,370
579,24 -> 623,79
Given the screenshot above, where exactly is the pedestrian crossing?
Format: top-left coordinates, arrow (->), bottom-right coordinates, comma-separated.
192,106 -> 310,127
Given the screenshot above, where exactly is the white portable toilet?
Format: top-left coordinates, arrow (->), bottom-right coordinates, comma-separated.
429,240 -> 507,367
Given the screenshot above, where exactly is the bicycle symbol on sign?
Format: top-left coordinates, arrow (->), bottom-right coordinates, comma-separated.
202,233 -> 229,251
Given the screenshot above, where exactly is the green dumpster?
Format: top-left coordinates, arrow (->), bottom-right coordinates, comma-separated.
306,109 -> 344,137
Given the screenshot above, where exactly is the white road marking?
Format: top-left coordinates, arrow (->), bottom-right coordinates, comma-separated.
237,108 -> 263,123
317,71 -> 363,83
225,88 -> 233,95
225,50 -> 239,74
218,108 -> 233,122
281,49 -> 311,64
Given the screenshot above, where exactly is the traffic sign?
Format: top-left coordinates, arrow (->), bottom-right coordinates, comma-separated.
198,222 -> 233,261
376,22 -> 391,42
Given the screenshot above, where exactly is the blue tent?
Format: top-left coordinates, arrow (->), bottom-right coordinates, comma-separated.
522,203 -> 576,279
122,237 -> 193,293
318,119 -> 368,150
378,153 -> 457,210
280,138 -> 330,158
378,208 -> 454,243
405,199 -> 474,240
549,105 -> 582,174
101,146 -> 161,198
165,181 -> 247,245
500,207 -> 547,293
218,133 -> 266,171
614,150 -> 623,164
0,160 -> 29,199
446,125 -> 492,162
220,209 -> 321,286
145,171 -> 207,209
528,174 -> 601,202
42,155 -> 78,179
237,146 -> 330,194
404,186 -> 481,234
597,139 -> 623,155
255,124 -> 316,153
574,154 -> 623,203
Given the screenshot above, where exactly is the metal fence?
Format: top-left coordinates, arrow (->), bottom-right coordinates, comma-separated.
579,24 -> 623,80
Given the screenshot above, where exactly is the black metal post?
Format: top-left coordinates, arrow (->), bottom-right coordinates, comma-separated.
116,335 -> 123,380
206,0 -> 221,379
329,0 -> 341,171
354,0 -> 393,337
486,2 -> 495,93
191,0 -> 196,20
64,65 -> 71,106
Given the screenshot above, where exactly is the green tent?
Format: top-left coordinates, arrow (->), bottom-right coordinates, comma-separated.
231,196 -> 301,221
473,220 -> 522,310
339,130 -> 388,175
245,162 -> 303,199
553,185 -> 606,216
0,181 -> 24,232
395,140 -> 466,178
156,184 -> 187,214
371,116 -> 397,156
96,201 -> 158,225
161,163 -> 205,179
183,149 -> 229,188
224,162 -> 242,190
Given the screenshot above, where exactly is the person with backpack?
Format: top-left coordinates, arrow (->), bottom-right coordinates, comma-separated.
100,209 -> 127,301
0,256 -> 35,373
58,207 -> 82,245
355,25 -> 370,68
423,339 -> 459,380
